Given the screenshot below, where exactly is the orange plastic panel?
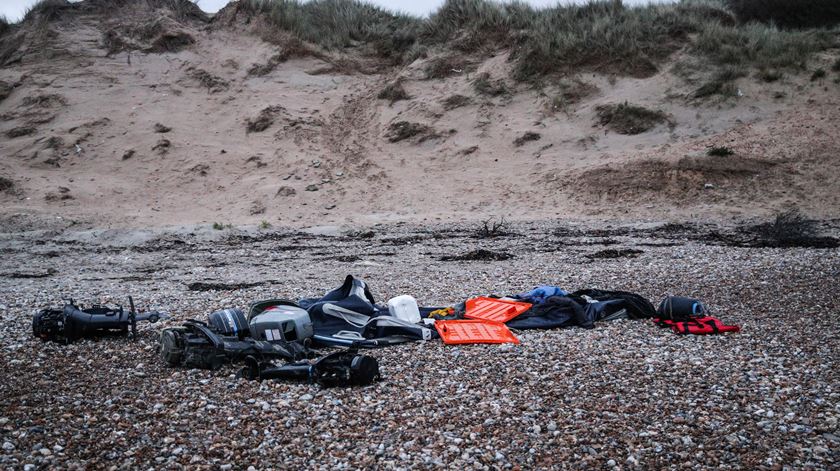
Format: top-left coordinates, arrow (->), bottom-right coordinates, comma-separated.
435,320 -> 520,345
464,297 -> 532,323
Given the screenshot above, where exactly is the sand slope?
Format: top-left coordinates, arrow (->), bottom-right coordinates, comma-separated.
0,5 -> 838,229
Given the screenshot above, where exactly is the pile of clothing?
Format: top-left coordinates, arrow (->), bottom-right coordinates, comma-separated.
299,276 -> 740,347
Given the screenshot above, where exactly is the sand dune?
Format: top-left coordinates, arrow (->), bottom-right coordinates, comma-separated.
1,1 -> 838,230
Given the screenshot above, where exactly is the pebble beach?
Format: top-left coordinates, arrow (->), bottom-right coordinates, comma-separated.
0,222 -> 837,469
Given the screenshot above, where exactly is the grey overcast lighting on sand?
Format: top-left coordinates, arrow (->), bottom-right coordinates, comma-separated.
1,0 -> 673,22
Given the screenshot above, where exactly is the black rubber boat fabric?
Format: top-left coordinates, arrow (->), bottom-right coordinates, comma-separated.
300,276 -> 433,347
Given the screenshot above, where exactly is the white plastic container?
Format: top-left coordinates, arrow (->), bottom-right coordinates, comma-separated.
387,295 -> 421,324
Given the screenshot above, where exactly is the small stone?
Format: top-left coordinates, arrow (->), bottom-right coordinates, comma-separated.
220,465 -> 232,471
305,184 -> 319,192
2,441 -> 14,451
607,459 -> 616,467
299,394 -> 313,401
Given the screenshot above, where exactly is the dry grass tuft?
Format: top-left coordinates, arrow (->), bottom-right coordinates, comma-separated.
472,72 -> 509,97
386,121 -> 435,143
186,68 -> 229,93
6,126 -> 36,138
513,132 -> 541,147
595,102 -> 668,135
246,105 -> 285,133
693,66 -> 746,99
377,79 -> 410,103
751,209 -> 839,248
425,54 -> 470,79
441,94 -> 472,110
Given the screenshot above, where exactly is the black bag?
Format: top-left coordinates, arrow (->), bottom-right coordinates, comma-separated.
656,296 -> 707,321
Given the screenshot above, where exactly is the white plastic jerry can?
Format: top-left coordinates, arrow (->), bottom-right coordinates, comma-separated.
387,295 -> 421,324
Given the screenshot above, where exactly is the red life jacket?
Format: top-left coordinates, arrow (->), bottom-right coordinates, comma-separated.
653,316 -> 740,335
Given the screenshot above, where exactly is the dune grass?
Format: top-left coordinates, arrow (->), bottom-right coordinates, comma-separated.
241,0 -> 421,61
693,66 -> 746,98
240,0 -> 838,81
22,0 -> 207,23
726,0 -> 840,30
694,21 -> 836,70
8,0 -> 840,82
22,0 -> 72,22
377,78 -> 410,102
595,102 -> 669,135
0,16 -> 10,37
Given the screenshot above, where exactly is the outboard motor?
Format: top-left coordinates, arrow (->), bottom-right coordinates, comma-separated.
33,297 -> 166,344
208,308 -> 249,339
159,319 -> 314,370
249,302 -> 314,344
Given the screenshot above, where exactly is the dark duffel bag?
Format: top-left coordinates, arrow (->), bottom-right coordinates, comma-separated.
656,296 -> 707,322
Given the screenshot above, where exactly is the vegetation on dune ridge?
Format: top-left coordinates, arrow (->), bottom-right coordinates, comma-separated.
237,0 -> 839,80
3,0 -> 839,81
22,0 -> 207,23
0,15 -> 10,33
239,0 -> 421,62
727,0 -> 840,30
